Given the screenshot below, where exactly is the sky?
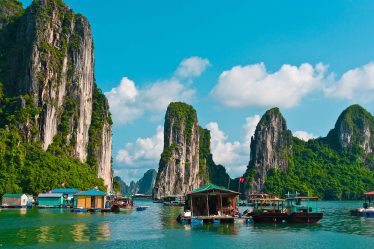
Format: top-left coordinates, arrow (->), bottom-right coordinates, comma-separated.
20,0 -> 374,183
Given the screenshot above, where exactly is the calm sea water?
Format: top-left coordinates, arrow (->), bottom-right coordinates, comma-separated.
0,200 -> 373,249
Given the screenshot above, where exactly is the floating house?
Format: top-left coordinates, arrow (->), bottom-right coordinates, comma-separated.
177,184 -> 240,224
1,194 -> 30,208
37,193 -> 64,208
51,188 -> 80,207
74,189 -> 107,212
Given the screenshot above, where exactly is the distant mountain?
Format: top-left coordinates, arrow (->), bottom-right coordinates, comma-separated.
244,104 -> 374,199
114,169 -> 157,196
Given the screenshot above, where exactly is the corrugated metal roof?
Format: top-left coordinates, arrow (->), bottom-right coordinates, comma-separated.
38,193 -> 64,198
75,189 -> 107,196
2,193 -> 25,197
191,184 -> 239,194
51,188 -> 80,194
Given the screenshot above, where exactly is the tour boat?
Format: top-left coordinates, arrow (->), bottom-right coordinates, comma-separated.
285,192 -> 323,223
350,191 -> 374,218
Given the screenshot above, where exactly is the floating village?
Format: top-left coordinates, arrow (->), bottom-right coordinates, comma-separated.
1,184 -> 373,224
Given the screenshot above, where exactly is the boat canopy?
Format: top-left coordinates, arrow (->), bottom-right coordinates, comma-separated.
364,191 -> 374,196
286,196 -> 319,200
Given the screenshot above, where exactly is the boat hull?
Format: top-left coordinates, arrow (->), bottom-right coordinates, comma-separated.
287,212 -> 323,223
250,213 -> 288,223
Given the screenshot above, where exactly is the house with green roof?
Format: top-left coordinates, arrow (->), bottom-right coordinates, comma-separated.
1,193 -> 30,208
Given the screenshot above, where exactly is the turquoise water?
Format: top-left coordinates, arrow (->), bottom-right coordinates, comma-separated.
0,201 -> 373,248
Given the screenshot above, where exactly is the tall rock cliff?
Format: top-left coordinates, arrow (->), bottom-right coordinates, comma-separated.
153,102 -> 203,199
327,104 -> 374,154
0,0 -> 112,192
245,108 -> 293,192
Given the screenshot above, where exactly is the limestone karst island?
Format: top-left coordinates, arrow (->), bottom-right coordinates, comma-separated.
0,0 -> 373,248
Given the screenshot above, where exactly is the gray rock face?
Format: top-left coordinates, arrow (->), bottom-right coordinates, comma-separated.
247,108 -> 292,192
153,102 -> 203,199
327,104 -> 374,154
23,0 -> 93,160
0,0 -> 112,192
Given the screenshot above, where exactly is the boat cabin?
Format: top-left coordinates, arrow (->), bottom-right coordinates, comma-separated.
51,188 -> 80,206
285,195 -> 319,214
185,184 -> 239,218
74,189 -> 107,210
1,194 -> 29,208
363,191 -> 374,209
37,193 -> 64,208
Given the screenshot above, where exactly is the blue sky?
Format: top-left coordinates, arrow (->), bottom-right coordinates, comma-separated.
21,0 -> 374,182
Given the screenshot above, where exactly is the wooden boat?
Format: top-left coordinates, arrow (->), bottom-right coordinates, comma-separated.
285,193 -> 323,223
247,193 -> 272,207
136,206 -> 149,211
243,196 -> 288,223
350,191 -> 374,218
111,197 -> 133,212
163,196 -> 185,206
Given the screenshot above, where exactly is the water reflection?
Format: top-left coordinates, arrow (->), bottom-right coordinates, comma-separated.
185,223 -> 239,235
37,226 -> 54,243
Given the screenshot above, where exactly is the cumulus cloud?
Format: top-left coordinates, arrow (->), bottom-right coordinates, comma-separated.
115,125 -> 164,169
324,62 -> 374,102
175,56 -> 211,79
106,56 -> 209,124
293,131 -> 317,141
211,62 -> 327,108
206,115 -> 260,177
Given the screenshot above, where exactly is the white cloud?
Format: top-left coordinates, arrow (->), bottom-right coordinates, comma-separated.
175,56 -> 211,79
293,131 -> 317,141
324,62 -> 374,102
206,115 -> 260,177
106,56 -> 209,124
115,125 -> 164,169
211,62 -> 327,108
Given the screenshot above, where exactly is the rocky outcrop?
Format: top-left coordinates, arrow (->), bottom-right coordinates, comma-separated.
153,102 -> 203,199
199,127 -> 232,188
0,0 -> 112,192
245,108 -> 292,192
327,104 -> 374,153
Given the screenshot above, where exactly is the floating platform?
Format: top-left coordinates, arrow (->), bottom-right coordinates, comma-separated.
1,205 -> 31,209
177,216 -> 242,224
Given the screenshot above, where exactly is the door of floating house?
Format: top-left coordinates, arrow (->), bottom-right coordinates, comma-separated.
1,194 -> 29,208
37,193 -> 64,207
74,189 -> 106,209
